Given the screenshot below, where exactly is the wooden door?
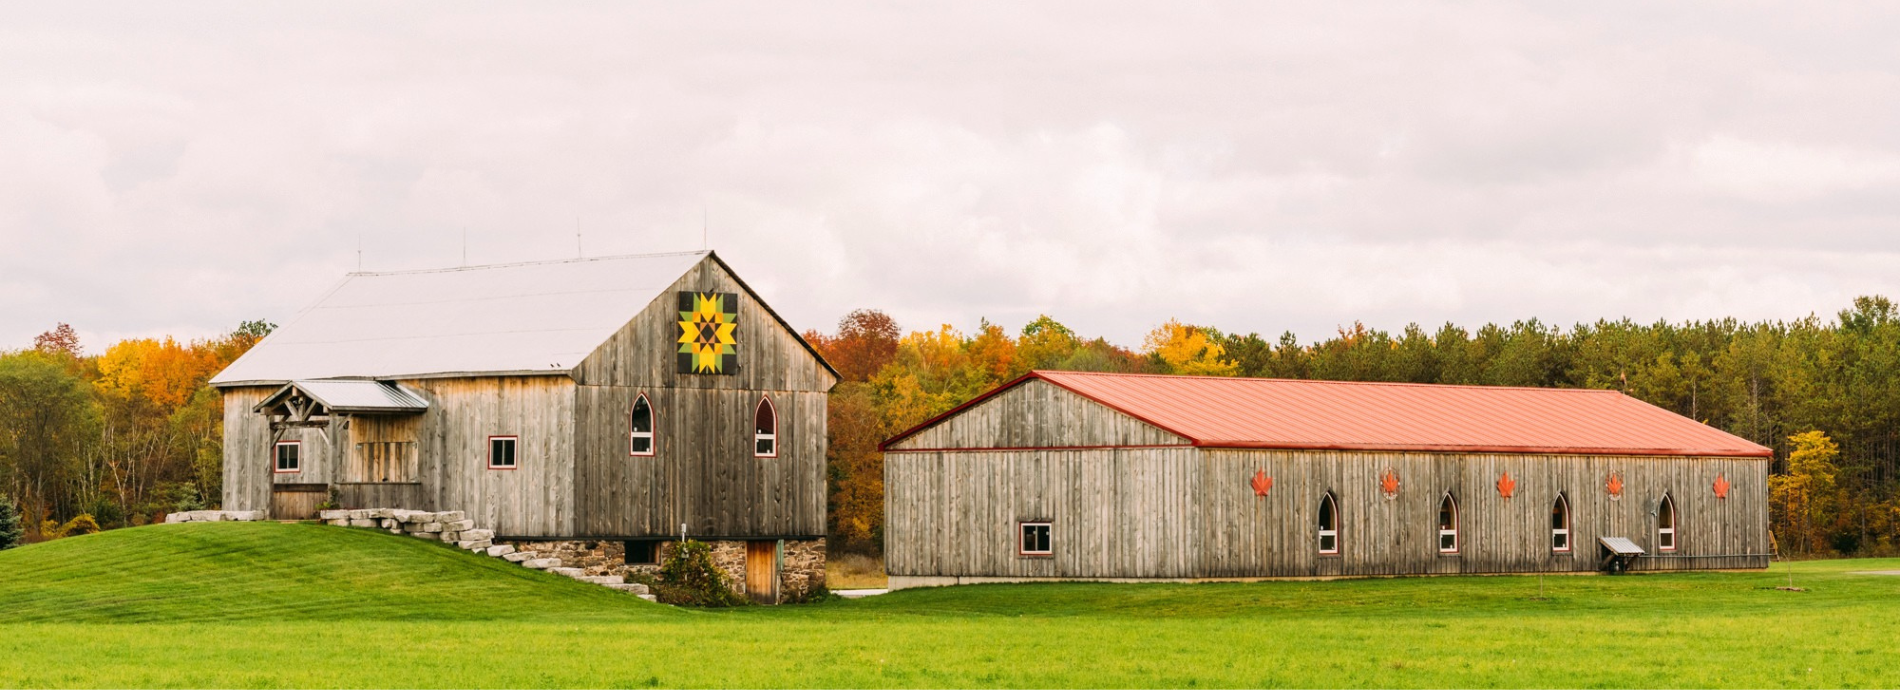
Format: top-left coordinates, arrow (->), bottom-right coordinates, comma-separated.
745,540 -> 778,604
270,485 -> 326,520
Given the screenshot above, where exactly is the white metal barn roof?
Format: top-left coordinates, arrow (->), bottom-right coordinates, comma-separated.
211,251 -> 710,386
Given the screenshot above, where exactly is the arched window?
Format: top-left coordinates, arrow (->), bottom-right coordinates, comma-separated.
1437,493 -> 1459,553
754,396 -> 777,458
1318,493 -> 1339,554
1657,493 -> 1677,551
629,394 -> 655,456
1551,494 -> 1572,552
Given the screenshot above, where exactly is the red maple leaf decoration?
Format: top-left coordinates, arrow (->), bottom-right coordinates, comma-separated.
1713,473 -> 1730,499
1250,469 -> 1273,497
1497,472 -> 1516,499
1606,473 -> 1624,498
1380,470 -> 1401,498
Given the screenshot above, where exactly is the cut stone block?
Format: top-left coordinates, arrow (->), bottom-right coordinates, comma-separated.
607,583 -> 650,595
348,519 -> 376,528
486,545 -> 516,557
460,529 -> 495,541
434,511 -> 466,523
442,520 -> 475,531
416,522 -> 443,532
549,567 -> 585,577
502,552 -> 533,563
522,558 -> 562,569
319,510 -> 349,521
411,531 -> 439,539
459,540 -> 492,551
439,531 -> 460,542
577,575 -> 624,585
636,594 -> 658,602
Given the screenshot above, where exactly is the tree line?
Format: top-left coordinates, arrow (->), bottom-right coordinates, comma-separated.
4,297 -> 1894,560
0,322 -> 269,542
808,297 -> 1900,559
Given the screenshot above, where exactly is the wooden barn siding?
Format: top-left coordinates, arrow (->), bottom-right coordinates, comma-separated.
1197,450 -> 1770,577
400,376 -> 575,537
887,379 -> 1189,451
574,386 -> 826,538
220,387 -> 275,512
572,255 -> 836,394
567,254 -> 830,539
885,449 -> 1201,578
886,448 -> 1769,578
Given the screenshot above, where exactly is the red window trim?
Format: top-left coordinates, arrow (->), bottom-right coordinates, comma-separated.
629,393 -> 656,457
1018,521 -> 1053,556
487,435 -> 519,470
273,440 -> 302,474
754,395 -> 778,459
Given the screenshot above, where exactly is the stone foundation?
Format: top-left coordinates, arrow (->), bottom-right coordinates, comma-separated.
500,537 -> 827,603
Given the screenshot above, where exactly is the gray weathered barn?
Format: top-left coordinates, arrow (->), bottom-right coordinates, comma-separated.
210,250 -> 837,601
881,370 -> 1772,587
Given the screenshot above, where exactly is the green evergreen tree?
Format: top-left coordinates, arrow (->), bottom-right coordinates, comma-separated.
0,494 -> 23,550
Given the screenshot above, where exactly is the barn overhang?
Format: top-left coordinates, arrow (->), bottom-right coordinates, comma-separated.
255,379 -> 429,444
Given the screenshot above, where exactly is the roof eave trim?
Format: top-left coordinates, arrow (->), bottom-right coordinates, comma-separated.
1193,440 -> 1774,458
879,371 -> 1199,451
213,369 -> 577,388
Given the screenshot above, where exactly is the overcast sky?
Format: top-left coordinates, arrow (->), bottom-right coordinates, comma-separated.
6,3 -> 1900,351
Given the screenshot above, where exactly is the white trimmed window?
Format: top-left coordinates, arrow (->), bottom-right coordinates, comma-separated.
1438,493 -> 1460,554
1657,494 -> 1677,551
274,441 -> 301,473
629,394 -> 655,456
754,396 -> 777,458
1551,494 -> 1572,552
1318,493 -> 1340,554
489,436 -> 518,470
1019,521 -> 1052,555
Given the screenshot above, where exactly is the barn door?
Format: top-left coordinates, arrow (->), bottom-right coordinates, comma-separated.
270,484 -> 326,520
744,540 -> 779,603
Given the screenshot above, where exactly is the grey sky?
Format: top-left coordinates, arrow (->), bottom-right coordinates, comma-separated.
5,2 -> 1900,351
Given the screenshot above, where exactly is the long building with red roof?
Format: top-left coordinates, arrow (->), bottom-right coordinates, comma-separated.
881,371 -> 1772,586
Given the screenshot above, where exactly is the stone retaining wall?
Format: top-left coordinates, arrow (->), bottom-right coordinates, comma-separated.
319,509 -> 497,553
164,510 -> 264,523
499,538 -> 828,603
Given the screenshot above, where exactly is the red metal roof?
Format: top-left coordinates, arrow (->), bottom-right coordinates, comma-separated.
885,370 -> 1773,457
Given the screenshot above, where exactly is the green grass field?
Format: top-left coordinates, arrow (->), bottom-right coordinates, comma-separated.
1,522 -> 1895,688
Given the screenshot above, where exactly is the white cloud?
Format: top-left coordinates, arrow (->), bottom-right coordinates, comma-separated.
3,2 -> 1900,352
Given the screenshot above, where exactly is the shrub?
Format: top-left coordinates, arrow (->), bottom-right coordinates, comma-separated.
0,495 -> 22,550
653,540 -> 748,607
41,514 -> 101,539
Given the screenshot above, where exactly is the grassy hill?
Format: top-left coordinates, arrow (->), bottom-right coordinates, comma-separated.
0,521 -> 665,623
2,522 -> 1899,687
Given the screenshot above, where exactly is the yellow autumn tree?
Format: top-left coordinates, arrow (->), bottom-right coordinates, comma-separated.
1771,430 -> 1839,555
1142,319 -> 1238,376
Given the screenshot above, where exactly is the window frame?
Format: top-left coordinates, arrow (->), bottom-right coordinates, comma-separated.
1551,493 -> 1572,553
753,396 -> 778,458
1318,492 -> 1340,555
273,440 -> 302,474
623,540 -> 660,565
1437,492 -> 1460,554
1657,493 -> 1677,552
487,435 -> 519,470
1018,521 -> 1053,556
629,393 -> 656,457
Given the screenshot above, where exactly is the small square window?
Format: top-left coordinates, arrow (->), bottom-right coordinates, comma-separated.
274,441 -> 301,473
624,540 -> 659,565
1019,522 -> 1052,556
489,436 -> 518,469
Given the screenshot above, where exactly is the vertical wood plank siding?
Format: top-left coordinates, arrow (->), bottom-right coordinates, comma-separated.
887,448 -> 1769,578
402,376 -> 576,537
221,386 -> 275,511
571,256 -> 833,539
888,379 -> 1188,450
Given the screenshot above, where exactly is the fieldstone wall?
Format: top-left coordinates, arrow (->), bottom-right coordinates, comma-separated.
164,510 -> 264,523
500,538 -> 828,603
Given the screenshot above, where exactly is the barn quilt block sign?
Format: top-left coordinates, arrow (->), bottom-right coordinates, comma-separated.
677,292 -> 739,374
